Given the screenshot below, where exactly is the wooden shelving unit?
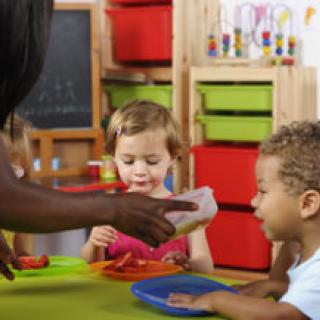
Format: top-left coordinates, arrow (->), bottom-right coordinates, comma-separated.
189,65 -> 317,265
99,0 -> 219,192
189,66 -> 317,150
30,128 -> 104,178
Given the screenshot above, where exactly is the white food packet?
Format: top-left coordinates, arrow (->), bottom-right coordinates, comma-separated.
165,186 -> 218,239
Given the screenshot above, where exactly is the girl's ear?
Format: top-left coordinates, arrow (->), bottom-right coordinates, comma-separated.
300,190 -> 320,219
170,155 -> 177,167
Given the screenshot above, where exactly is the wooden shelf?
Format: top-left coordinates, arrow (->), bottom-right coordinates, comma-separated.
189,66 -> 317,266
30,128 -> 105,178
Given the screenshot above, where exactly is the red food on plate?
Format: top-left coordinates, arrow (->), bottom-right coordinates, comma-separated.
104,252 -> 149,273
90,252 -> 182,281
15,255 -> 50,270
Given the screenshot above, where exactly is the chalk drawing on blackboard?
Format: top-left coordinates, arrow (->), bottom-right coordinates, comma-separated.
17,10 -> 93,129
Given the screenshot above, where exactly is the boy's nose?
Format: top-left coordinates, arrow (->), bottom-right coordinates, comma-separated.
250,194 -> 258,208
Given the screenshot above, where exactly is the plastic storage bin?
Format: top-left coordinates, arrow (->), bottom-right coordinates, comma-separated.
192,145 -> 258,205
197,115 -> 272,142
206,210 -> 272,269
104,85 -> 172,109
197,84 -> 273,111
106,6 -> 172,62
111,0 -> 171,4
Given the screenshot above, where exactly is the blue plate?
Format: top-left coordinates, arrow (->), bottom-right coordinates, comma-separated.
131,274 -> 238,316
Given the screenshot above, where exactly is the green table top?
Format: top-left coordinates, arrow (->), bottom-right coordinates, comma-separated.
0,269 -> 239,320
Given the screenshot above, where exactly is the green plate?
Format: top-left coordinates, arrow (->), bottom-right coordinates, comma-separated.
12,256 -> 88,277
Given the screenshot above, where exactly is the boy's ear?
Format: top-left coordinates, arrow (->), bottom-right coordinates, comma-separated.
300,190 -> 320,219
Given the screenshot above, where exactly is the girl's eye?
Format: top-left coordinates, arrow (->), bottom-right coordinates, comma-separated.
258,189 -> 266,195
147,160 -> 159,165
123,159 -> 134,165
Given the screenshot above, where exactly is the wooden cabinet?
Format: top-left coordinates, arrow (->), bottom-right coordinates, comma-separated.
189,66 -> 317,267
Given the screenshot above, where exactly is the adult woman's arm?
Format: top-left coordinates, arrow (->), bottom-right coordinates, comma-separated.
0,137 -> 196,248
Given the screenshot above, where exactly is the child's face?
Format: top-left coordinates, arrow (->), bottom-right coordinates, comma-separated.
114,128 -> 175,197
251,155 -> 301,241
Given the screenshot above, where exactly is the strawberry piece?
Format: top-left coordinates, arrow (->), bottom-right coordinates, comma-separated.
38,255 -> 49,267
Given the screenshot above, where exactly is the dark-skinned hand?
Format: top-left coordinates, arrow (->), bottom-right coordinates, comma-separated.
110,192 -> 197,247
0,231 -> 21,280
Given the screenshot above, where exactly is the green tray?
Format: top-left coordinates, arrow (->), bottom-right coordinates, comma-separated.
11,256 -> 87,277
197,84 -> 272,111
197,114 -> 272,142
104,84 -> 172,109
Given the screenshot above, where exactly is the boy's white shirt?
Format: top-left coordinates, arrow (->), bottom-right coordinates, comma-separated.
280,247 -> 320,319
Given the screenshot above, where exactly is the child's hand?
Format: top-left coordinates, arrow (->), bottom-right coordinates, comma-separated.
233,279 -> 287,298
88,225 -> 118,248
167,292 -> 216,312
161,251 -> 191,271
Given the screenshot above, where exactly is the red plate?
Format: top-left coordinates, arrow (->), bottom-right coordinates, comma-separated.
90,260 -> 183,281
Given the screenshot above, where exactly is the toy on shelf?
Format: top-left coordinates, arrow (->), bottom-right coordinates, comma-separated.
222,33 -> 231,57
233,3 -> 258,58
275,33 -> 283,56
269,3 -> 296,65
234,28 -> 242,57
262,31 -> 271,56
207,33 -> 217,57
207,2 -> 298,67
288,35 -> 296,56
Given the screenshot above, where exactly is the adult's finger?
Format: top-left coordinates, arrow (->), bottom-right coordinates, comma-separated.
0,261 -> 15,281
10,254 -> 21,271
157,199 -> 198,214
133,225 -> 163,248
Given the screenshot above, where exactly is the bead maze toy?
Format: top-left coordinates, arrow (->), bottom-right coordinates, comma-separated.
207,1 -> 297,67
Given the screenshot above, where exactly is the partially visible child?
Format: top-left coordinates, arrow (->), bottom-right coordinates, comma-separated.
167,121 -> 320,319
81,100 -> 213,274
232,240 -> 301,300
1,115 -> 33,256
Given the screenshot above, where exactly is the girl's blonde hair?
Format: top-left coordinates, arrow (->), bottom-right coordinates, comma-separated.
1,115 -> 32,178
260,121 -> 320,195
106,100 -> 182,157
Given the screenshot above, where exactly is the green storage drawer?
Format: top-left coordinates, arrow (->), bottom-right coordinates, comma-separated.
104,84 -> 172,109
197,115 -> 272,142
197,84 -> 272,111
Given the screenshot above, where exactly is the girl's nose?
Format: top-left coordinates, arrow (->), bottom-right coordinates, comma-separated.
133,161 -> 147,176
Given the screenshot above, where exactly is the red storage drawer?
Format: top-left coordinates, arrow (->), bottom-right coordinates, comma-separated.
206,210 -> 271,269
106,6 -> 172,62
111,0 -> 171,4
192,145 -> 258,206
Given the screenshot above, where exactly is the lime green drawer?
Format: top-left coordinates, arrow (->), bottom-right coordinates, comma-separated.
197,84 -> 272,111
104,85 -> 172,109
197,115 -> 272,142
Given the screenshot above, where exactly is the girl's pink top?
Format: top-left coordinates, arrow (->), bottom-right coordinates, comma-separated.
106,194 -> 187,260
106,231 -> 187,260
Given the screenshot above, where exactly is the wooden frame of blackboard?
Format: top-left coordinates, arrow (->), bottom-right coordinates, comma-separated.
54,1 -> 101,128
30,2 -> 104,178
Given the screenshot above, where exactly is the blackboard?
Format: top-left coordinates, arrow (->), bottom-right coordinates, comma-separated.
17,9 -> 93,129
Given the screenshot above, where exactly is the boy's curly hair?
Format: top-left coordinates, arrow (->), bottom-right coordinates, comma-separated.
106,100 -> 182,157
260,121 -> 320,195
